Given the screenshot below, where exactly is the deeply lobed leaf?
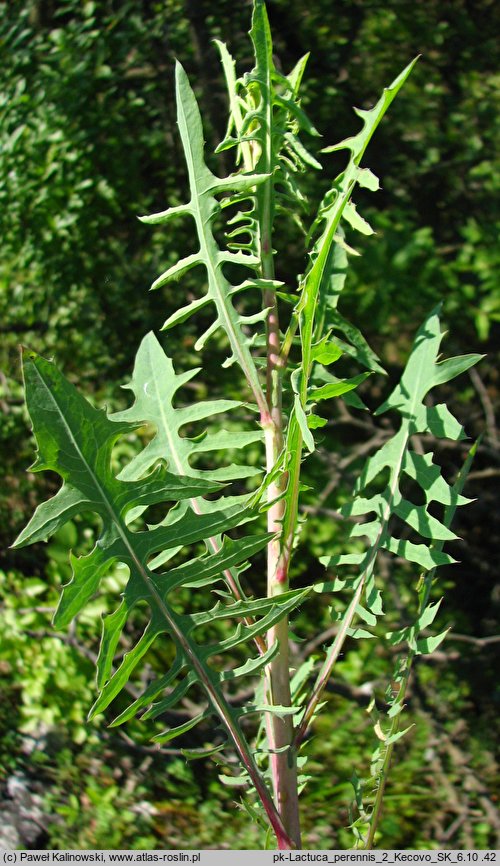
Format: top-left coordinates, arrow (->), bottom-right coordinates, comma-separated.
13,350 -> 308,766
113,331 -> 262,484
320,308 -> 482,633
140,63 -> 272,413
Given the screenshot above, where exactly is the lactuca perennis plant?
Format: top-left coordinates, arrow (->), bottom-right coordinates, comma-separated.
14,0 -> 482,850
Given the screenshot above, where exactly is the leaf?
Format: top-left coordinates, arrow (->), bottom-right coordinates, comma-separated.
311,372 -> 371,402
356,604 -> 377,626
298,57 -> 419,390
415,628 -> 450,655
280,64 -> 414,569
375,309 -> 483,419
310,235 -> 386,375
314,577 -> 348,593
327,314 -> 386,375
111,332 -> 266,607
306,310 -> 479,751
356,168 -> 380,191
334,310 -> 479,588
113,332 -> 262,485
219,773 -> 249,788
343,201 -> 374,236
13,350 -> 309,833
307,414 -> 327,430
219,0 -> 320,229
312,338 -> 343,366
348,627 -> 375,640
416,598 -> 442,630
140,63 -> 269,413
385,724 -> 414,746
291,369 -> 315,453
294,395 -> 315,453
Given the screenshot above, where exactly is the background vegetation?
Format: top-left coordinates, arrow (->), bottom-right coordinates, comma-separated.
1,0 -> 498,850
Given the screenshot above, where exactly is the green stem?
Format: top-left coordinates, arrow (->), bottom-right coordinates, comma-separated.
294,575 -> 365,749
364,655 -> 413,850
295,425 -> 409,748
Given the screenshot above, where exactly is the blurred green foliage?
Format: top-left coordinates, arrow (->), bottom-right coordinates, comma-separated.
1,0 -> 498,850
